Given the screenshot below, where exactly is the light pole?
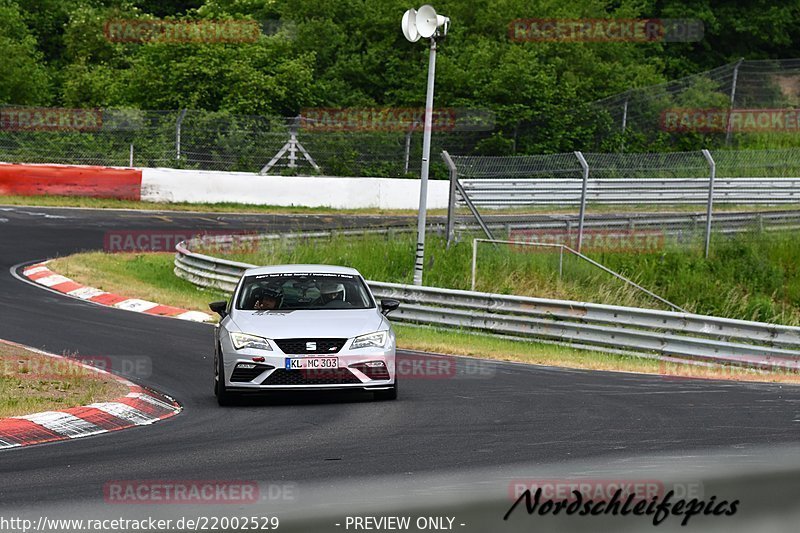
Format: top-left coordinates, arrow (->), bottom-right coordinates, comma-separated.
402,5 -> 450,286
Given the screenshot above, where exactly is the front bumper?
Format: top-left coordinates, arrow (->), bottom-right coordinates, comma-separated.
220,346 -> 396,390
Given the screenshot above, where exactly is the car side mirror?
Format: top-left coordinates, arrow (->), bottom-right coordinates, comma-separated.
380,299 -> 400,316
209,300 -> 228,318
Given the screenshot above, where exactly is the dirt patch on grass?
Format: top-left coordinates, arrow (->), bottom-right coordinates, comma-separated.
0,341 -> 129,418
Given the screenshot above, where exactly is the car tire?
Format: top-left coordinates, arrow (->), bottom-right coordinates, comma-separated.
215,347 -> 235,407
374,382 -> 398,401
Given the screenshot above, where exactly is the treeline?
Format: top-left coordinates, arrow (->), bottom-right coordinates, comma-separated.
2,0 -> 800,154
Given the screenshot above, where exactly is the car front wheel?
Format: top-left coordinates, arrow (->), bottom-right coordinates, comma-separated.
215,347 -> 235,406
373,381 -> 398,401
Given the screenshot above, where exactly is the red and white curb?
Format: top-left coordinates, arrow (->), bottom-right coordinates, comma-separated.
0,339 -> 181,450
22,262 -> 212,322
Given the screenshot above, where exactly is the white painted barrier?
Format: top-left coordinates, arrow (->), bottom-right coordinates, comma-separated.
140,167 -> 450,209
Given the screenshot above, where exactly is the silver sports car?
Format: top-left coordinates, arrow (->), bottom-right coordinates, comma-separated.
210,265 -> 399,405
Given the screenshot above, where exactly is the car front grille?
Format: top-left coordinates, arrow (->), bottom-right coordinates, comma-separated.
262,368 -> 361,385
231,363 -> 274,383
273,338 -> 347,355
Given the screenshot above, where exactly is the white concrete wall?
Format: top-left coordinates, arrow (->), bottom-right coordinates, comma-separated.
141,168 -> 450,209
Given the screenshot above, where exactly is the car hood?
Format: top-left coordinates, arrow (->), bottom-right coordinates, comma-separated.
229,308 -> 386,340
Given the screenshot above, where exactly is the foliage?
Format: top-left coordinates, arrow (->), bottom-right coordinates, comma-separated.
0,0 -> 51,105
3,0 -> 799,156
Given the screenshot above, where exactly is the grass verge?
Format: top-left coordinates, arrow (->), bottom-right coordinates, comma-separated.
49,252 -> 227,312
4,194 -> 795,216
44,251 -> 800,385
0,195 -> 443,216
0,341 -> 128,418
198,228 -> 800,326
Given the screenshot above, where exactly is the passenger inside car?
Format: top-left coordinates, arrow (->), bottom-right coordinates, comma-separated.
316,282 -> 347,307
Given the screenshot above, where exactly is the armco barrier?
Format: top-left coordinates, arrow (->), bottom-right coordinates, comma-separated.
0,162 -> 141,200
174,233 -> 800,367
501,209 -> 800,232
458,178 -> 800,206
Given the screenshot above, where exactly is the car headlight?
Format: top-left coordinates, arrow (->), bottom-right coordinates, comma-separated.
351,331 -> 388,350
230,332 -> 272,351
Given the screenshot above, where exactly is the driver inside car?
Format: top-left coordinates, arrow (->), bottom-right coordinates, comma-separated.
252,287 -> 281,311
318,281 -> 345,306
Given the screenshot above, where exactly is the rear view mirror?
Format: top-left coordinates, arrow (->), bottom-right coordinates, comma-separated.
209,300 -> 228,318
380,299 -> 400,316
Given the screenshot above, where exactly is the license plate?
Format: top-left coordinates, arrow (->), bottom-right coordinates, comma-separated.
285,357 -> 339,370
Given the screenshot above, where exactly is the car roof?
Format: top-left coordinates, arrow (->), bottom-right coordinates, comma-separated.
243,264 -> 363,277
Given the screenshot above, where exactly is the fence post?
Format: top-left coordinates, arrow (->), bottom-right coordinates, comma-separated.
725,58 -> 744,146
574,151 -> 589,253
621,93 -> 629,152
471,238 -> 479,291
701,149 -> 716,258
175,108 -> 187,161
129,144 -> 134,167
404,122 -> 418,174
288,127 -> 298,168
441,150 -> 458,248
621,96 -> 628,133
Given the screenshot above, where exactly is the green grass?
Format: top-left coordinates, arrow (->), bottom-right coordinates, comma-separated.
0,194 -> 444,216
58,228 -> 798,327
0,342 -> 128,417
4,193 -> 798,219
594,229 -> 800,324
48,251 -> 643,373
50,252 -> 228,312
393,324 -> 652,369
43,251 -> 800,384
195,228 -> 800,325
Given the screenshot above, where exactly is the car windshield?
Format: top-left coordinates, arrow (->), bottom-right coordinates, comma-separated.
235,273 -> 375,311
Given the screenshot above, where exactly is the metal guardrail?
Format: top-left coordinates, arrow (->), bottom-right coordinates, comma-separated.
443,149 -> 800,259
489,209 -> 800,230
458,178 -> 800,206
453,209 -> 800,250
175,233 -> 800,368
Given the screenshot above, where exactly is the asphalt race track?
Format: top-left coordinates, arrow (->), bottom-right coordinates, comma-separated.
1,205 -> 799,522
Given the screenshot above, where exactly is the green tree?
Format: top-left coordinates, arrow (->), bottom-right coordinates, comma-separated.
0,0 -> 51,104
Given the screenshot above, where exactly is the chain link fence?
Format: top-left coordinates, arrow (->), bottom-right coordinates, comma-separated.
1,59 -> 799,173
0,106 -> 494,178
445,148 -> 800,261
589,58 -> 800,151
